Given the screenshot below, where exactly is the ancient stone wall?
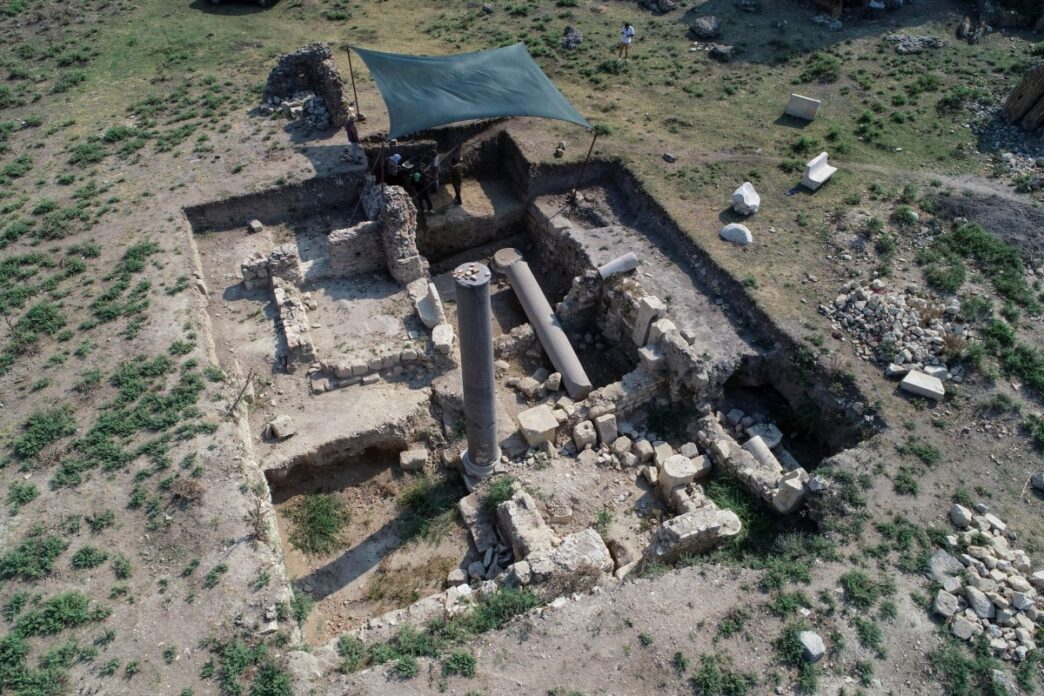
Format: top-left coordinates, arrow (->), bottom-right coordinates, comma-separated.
328,221 -> 383,277
584,367 -> 667,419
240,243 -> 303,291
263,43 -> 351,126
526,199 -> 595,279
360,181 -> 429,285
272,278 -> 315,368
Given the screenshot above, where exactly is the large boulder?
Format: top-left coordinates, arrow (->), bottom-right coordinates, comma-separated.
720,223 -> 752,245
689,16 -> 723,39
731,181 -> 760,215
798,631 -> 825,663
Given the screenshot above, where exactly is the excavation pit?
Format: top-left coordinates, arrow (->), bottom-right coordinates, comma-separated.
268,447 -> 470,645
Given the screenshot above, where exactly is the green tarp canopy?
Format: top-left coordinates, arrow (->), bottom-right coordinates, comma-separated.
352,43 -> 591,139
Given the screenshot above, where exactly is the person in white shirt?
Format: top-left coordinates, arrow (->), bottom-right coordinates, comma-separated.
617,22 -> 635,59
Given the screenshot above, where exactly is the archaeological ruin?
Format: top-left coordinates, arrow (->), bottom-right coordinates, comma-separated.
185,121 -> 878,657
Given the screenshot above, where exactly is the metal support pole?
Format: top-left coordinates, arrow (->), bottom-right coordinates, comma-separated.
347,48 -> 365,122
569,130 -> 599,202
494,248 -> 593,400
453,262 -> 500,481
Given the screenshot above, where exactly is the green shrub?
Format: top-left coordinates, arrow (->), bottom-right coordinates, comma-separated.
286,493 -> 350,555
799,53 -> 841,83
483,476 -> 515,511
396,475 -> 465,543
391,655 -> 417,679
839,570 -> 890,610
0,533 -> 68,581
7,481 -> 38,511
71,546 -> 108,569
14,591 -> 110,636
337,635 -> 365,674
689,654 -> 758,695
12,406 -> 77,459
442,650 -> 476,678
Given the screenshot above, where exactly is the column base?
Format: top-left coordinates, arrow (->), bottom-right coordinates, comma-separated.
461,448 -> 499,489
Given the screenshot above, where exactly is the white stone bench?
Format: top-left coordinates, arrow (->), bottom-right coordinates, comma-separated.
801,152 -> 837,191
784,93 -> 821,121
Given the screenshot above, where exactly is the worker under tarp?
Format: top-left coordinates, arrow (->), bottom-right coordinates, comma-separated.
352,43 -> 591,139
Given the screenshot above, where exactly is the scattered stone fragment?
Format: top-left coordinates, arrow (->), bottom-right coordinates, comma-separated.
573,421 -> 597,450
594,414 -> 618,444
731,181 -> 760,215
517,405 -> 559,448
247,219 -> 264,234
266,414 -> 296,439
797,631 -> 825,663
399,448 -> 427,472
950,504 -> 973,528
719,223 -> 752,245
933,590 -> 961,617
951,615 -> 977,640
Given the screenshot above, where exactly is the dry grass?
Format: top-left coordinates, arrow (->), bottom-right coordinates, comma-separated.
365,557 -> 457,612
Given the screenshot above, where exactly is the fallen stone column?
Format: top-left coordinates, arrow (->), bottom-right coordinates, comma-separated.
597,252 -> 639,279
495,247 -> 592,400
454,262 -> 500,481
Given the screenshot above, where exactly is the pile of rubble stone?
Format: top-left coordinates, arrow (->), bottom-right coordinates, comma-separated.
820,279 -> 968,382
260,91 -> 331,129
929,503 -> 1044,662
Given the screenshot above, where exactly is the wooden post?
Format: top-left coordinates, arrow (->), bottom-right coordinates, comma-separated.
377,140 -> 386,185
347,47 -> 365,122
569,130 -> 599,203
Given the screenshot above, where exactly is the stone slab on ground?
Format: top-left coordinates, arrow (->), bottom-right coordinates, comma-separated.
719,223 -> 752,245
458,490 -> 499,554
784,93 -> 821,120
900,370 -> 945,400
497,489 -> 554,560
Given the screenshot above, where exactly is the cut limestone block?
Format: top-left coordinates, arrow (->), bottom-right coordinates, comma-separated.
784,93 -> 822,121
659,454 -> 700,498
497,489 -> 554,560
653,441 -> 674,467
432,323 -> 455,354
631,295 -> 666,346
594,414 -> 618,444
801,152 -> 837,191
644,507 -> 742,562
900,370 -> 945,401
399,448 -> 428,471
266,415 -> 296,439
573,420 -> 597,450
517,405 -> 559,448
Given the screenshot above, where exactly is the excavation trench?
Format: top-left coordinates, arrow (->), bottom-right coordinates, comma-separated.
188,123 -> 880,645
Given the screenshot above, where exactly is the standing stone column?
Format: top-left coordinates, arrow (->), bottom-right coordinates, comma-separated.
453,262 -> 500,480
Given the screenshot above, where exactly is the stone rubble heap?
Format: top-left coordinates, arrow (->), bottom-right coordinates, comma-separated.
560,25 -> 583,50
820,279 -> 968,382
930,503 -> 1044,662
261,42 -> 350,127
884,33 -> 944,55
